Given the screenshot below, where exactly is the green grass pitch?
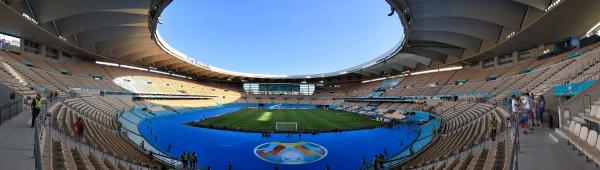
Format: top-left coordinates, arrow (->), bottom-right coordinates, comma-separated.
199,109 -> 380,131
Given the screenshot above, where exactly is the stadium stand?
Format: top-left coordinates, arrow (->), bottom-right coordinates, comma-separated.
0,43 -> 594,169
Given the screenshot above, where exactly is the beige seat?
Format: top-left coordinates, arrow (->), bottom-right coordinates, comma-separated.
582,131 -> 599,159
574,126 -> 589,151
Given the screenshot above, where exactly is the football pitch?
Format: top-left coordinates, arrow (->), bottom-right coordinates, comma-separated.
198,109 -> 380,131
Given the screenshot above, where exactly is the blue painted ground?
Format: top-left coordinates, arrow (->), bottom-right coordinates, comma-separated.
137,105 -> 428,170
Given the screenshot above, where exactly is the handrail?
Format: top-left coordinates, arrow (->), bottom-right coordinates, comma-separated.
33,102 -> 47,170
417,125 -> 513,170
0,97 -> 24,125
39,95 -> 176,170
583,95 -> 592,115
381,130 -> 436,165
508,124 -> 519,170
506,100 -> 519,170
118,130 -> 179,168
371,113 -> 442,169
118,109 -> 181,168
51,113 -> 157,170
395,105 -> 507,169
58,100 -> 116,131
34,95 -> 62,170
110,104 -> 179,168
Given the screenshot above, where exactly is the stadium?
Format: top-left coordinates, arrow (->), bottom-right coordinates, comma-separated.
0,0 -> 600,170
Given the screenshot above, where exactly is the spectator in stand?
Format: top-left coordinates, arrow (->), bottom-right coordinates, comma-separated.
490,118 -> 498,141
538,95 -> 545,126
519,94 -> 530,134
74,117 -> 85,141
525,93 -> 534,130
30,94 -> 42,128
511,95 -> 519,121
532,94 -> 538,127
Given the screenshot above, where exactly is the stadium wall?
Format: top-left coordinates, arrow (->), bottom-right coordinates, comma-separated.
558,80 -> 600,128
542,88 -> 562,127
0,83 -> 23,117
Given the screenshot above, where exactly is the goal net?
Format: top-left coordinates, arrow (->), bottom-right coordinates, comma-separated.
275,122 -> 298,131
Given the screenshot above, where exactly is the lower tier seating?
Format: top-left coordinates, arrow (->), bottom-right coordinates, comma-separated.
562,121 -> 600,164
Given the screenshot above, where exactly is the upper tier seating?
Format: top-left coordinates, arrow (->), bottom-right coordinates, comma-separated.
0,51 -> 241,100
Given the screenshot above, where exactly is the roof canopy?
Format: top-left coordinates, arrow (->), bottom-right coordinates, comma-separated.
1,0 -> 599,82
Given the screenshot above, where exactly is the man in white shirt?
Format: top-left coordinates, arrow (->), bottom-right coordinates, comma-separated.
511,95 -> 521,130
511,95 -> 519,119
521,93 -> 534,133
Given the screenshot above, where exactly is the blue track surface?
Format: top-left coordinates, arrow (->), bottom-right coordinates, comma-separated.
135,105 -> 435,170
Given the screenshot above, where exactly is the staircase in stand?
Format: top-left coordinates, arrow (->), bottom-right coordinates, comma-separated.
493,141 -> 506,170
2,61 -> 28,86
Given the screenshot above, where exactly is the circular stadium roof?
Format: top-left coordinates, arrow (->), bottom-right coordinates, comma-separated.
2,0 -> 600,82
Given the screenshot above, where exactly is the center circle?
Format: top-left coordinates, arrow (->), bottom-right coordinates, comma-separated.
254,141 -> 328,165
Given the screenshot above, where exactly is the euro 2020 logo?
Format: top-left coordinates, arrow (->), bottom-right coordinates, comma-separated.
254,141 -> 327,164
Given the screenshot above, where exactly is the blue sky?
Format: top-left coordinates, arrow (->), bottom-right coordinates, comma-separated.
158,0 -> 403,75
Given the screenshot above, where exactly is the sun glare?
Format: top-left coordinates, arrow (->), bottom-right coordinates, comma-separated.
257,112 -> 273,121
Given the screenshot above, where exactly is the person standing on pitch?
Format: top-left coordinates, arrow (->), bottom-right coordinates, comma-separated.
181,151 -> 188,168
373,156 -> 379,170
191,152 -> 197,169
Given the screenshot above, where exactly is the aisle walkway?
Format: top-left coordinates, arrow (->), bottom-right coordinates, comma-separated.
0,111 -> 35,170
518,127 -> 597,170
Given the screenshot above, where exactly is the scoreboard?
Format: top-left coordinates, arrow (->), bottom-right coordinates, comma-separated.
243,83 -> 315,95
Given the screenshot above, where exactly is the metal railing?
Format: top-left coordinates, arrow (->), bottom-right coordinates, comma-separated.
402,105 -> 507,170
509,124 -> 519,170
33,101 -> 49,170
583,94 -> 592,113
0,97 -> 24,126
119,126 -> 180,168
52,122 -> 157,170
117,109 -> 181,169
33,96 -> 168,170
501,103 -> 519,170
357,115 -> 442,170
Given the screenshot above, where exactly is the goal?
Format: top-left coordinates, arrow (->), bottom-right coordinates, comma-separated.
275,122 -> 298,131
